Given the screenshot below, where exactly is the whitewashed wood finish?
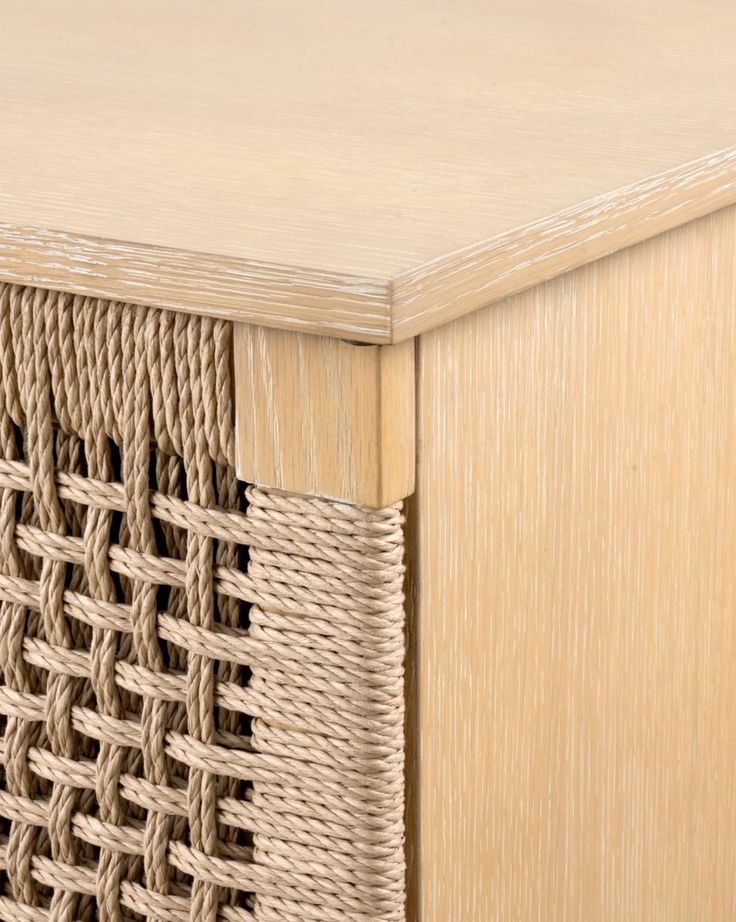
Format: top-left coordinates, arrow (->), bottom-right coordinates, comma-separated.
2,1 -> 736,341
0,224 -> 390,341
392,148 -> 736,340
233,325 -> 415,506
411,205 -> 736,920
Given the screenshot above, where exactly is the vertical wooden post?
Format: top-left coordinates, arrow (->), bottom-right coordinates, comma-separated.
233,324 -> 416,507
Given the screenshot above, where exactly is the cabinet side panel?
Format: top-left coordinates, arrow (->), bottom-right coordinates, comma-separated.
414,204 -> 736,921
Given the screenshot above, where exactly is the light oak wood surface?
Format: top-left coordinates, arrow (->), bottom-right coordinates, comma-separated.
1,1 -> 736,340
411,204 -> 736,920
233,325 -> 415,506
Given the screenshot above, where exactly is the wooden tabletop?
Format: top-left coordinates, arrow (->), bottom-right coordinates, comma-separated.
1,0 -> 735,342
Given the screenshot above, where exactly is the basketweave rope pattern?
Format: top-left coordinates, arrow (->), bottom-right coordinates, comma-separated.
0,284 -> 406,922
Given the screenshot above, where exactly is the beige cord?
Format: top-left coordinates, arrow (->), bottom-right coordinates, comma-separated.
0,284 -> 406,921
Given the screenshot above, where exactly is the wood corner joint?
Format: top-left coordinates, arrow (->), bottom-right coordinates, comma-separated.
233,323 -> 416,508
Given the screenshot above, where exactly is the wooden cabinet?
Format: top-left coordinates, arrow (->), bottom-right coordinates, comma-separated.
1,3 -> 735,920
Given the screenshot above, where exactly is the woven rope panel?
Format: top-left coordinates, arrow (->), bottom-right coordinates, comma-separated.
0,284 -> 406,922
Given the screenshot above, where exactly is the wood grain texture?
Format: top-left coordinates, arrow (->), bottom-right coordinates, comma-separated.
234,325 -> 415,506
0,224 -> 391,342
412,204 -> 736,920
2,1 -> 736,340
392,148 -> 736,340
